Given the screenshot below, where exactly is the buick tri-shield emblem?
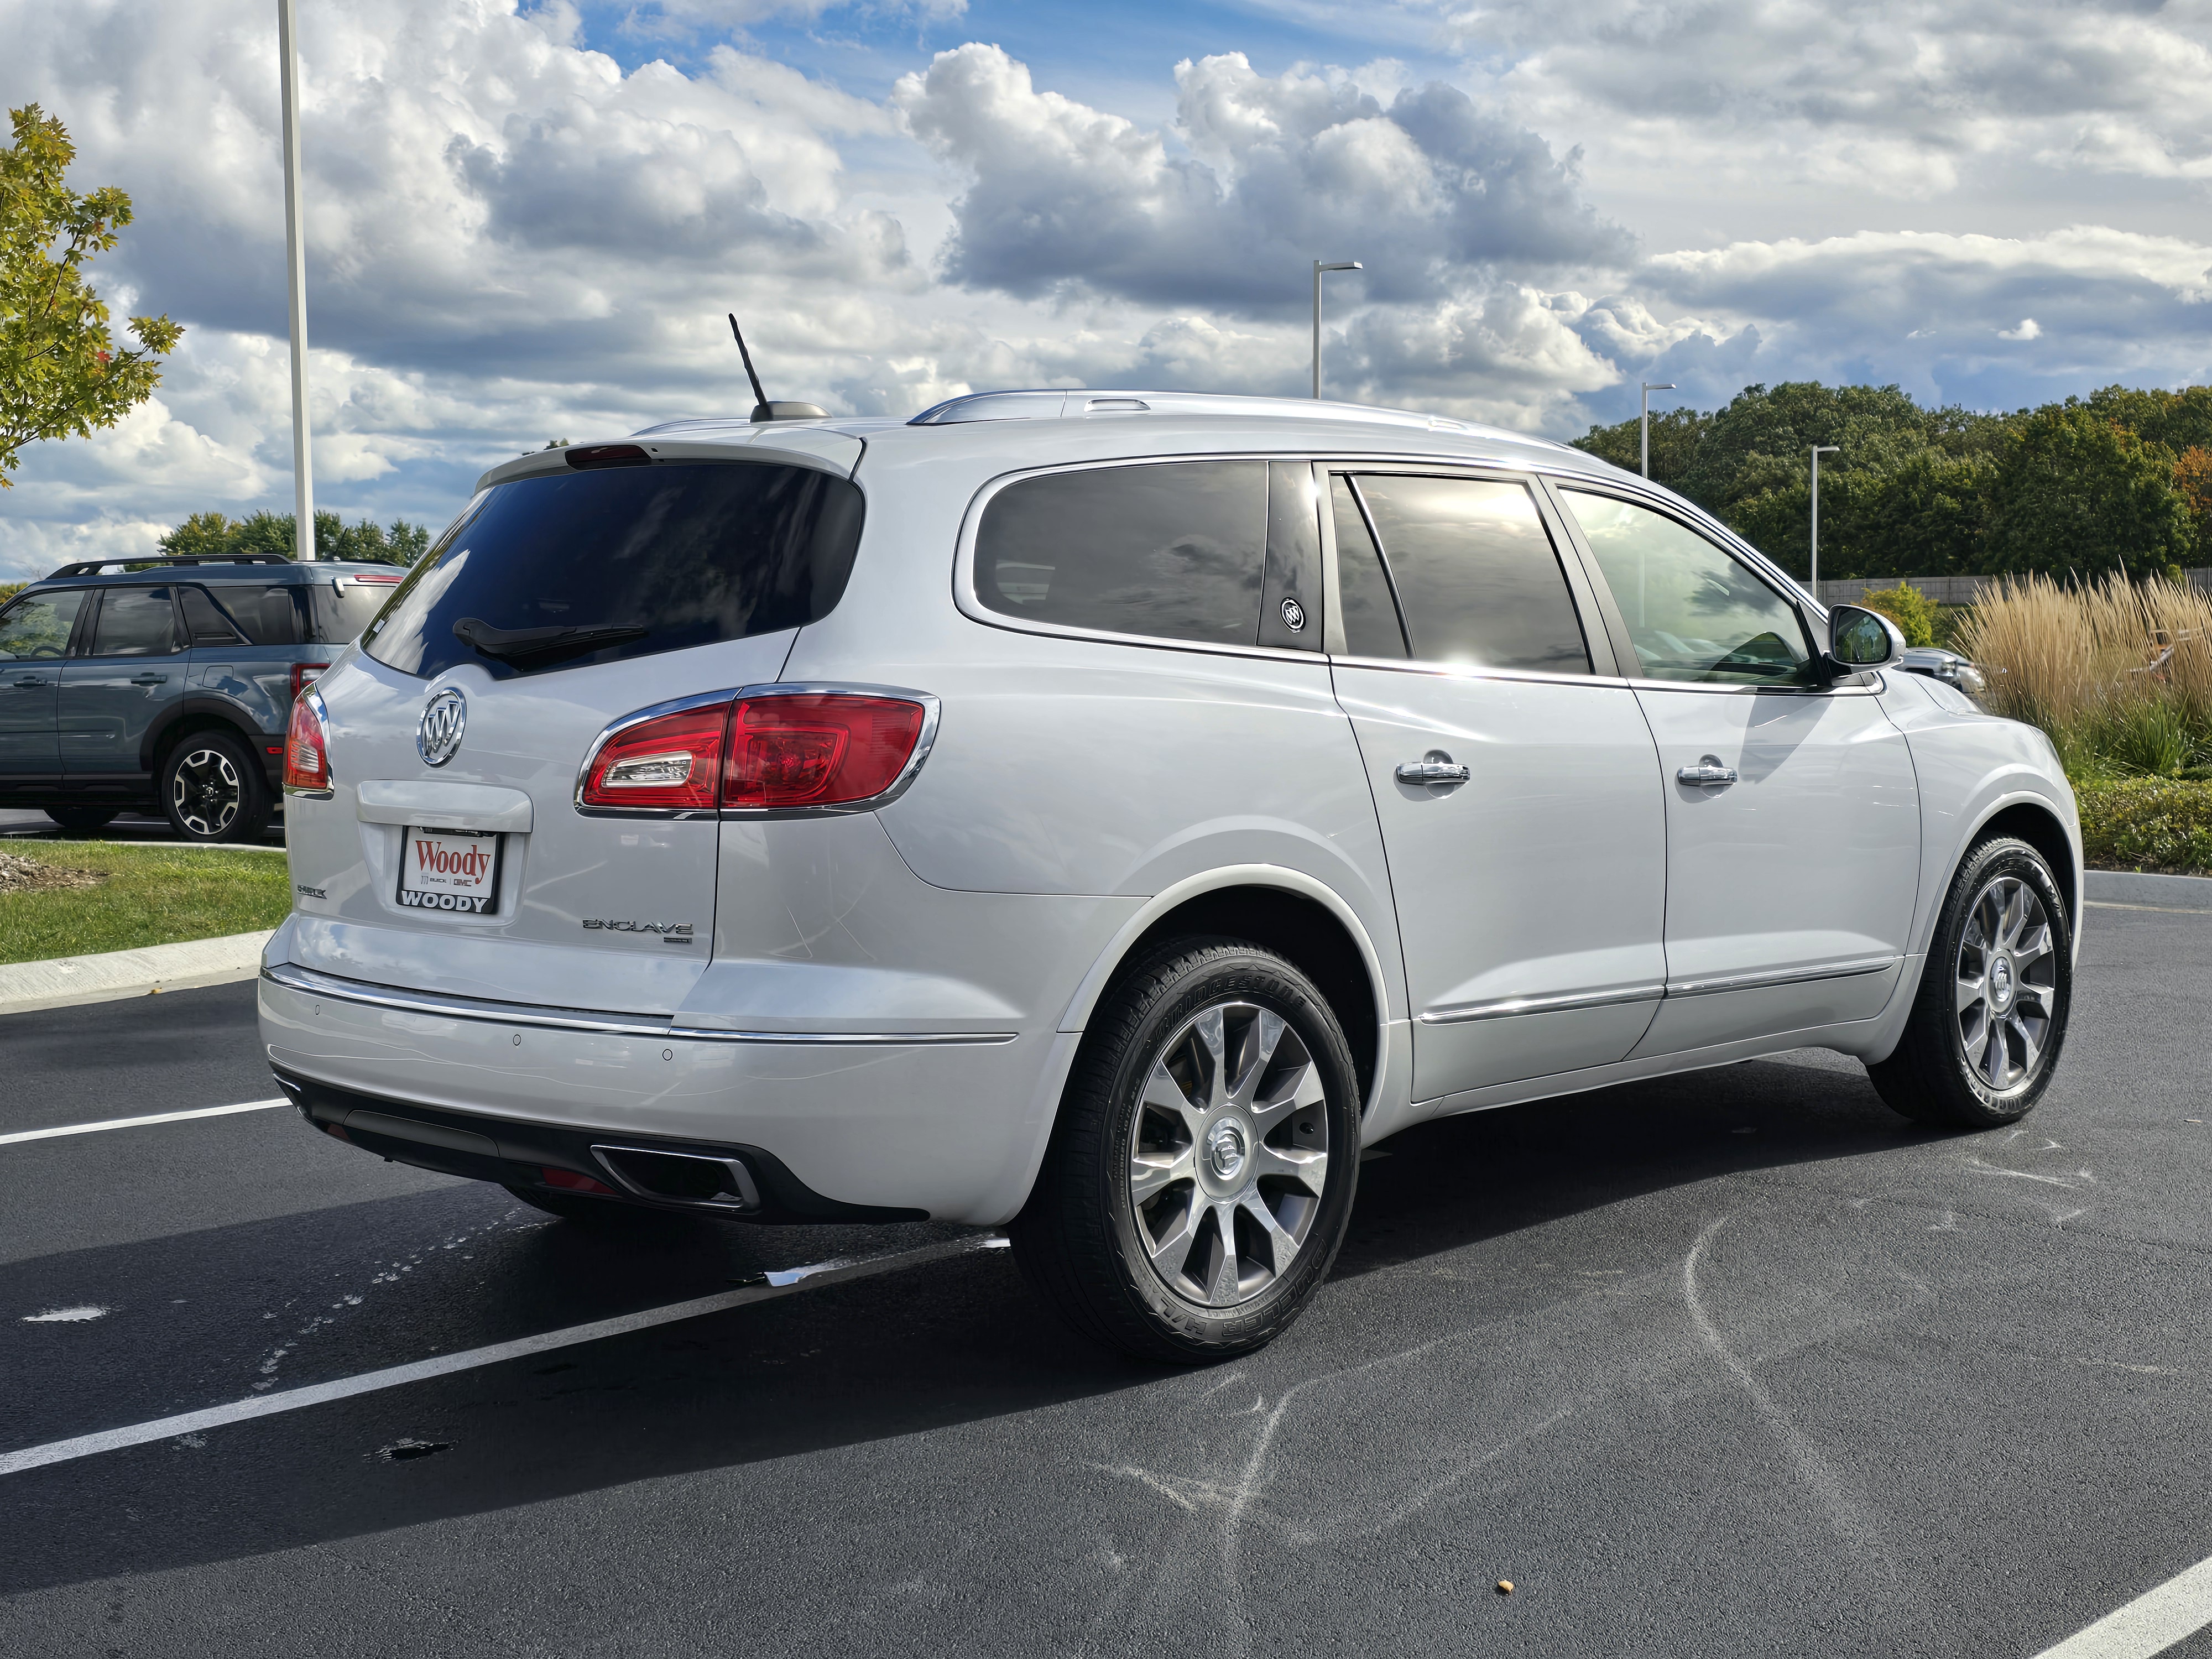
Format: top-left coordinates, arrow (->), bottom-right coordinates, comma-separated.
417,688 -> 467,767
1280,597 -> 1306,633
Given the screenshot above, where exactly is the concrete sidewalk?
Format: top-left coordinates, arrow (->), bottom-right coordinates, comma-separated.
0,931 -> 274,1016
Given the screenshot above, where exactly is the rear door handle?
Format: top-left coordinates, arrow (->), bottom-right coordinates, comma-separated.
11,676 -> 48,689
1677,757 -> 1738,787
130,673 -> 169,685
1396,753 -> 1471,787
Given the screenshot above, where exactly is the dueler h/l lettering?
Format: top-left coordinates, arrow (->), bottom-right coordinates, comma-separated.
260,390 -> 2079,1361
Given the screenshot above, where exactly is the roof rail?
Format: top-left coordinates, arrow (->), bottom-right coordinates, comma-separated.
905,388 -> 1505,439
44,552 -> 296,579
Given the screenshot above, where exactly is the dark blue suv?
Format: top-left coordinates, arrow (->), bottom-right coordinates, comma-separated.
0,553 -> 402,842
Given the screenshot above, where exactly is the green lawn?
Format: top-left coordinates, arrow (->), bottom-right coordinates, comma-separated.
0,843 -> 292,966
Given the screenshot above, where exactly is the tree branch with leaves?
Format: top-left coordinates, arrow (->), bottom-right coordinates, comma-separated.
0,103 -> 181,486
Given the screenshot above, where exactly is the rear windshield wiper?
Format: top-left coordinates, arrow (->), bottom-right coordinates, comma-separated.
452,617 -> 647,664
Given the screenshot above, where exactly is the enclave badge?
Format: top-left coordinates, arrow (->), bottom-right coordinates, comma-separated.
417,688 -> 467,767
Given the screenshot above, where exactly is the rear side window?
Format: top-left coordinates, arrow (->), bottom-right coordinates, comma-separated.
178,586 -> 248,646
308,578 -> 401,645
363,461 -> 864,680
1329,476 -> 1408,660
975,461 -> 1267,646
204,584 -> 304,646
0,588 -> 88,659
90,586 -> 180,657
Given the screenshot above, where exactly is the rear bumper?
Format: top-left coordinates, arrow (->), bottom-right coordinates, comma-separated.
257,964 -> 1083,1225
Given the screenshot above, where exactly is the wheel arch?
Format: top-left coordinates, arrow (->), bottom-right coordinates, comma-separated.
144,698 -> 264,775
1955,795 -> 2081,946
1057,865 -> 1394,1115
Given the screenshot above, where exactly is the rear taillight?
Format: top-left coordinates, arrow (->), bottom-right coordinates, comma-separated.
724,692 -> 928,810
575,686 -> 935,817
290,662 -> 328,701
284,693 -> 329,792
577,703 -> 728,811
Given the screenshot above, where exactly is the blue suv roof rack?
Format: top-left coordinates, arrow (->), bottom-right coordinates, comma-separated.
44,552 -> 299,578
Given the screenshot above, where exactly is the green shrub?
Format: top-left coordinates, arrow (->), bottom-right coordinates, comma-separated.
2075,778 -> 2212,874
1858,581 -> 1938,646
2098,699 -> 2197,776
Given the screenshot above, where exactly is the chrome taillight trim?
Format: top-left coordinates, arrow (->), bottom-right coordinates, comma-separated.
571,682 -> 942,821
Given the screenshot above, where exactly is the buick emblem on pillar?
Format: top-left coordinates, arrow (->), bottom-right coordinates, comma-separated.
416,688 -> 467,768
1280,597 -> 1306,633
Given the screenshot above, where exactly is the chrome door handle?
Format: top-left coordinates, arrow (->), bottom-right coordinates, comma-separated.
11,676 -> 46,689
130,673 -> 169,685
1396,754 -> 1471,787
1677,757 -> 1738,787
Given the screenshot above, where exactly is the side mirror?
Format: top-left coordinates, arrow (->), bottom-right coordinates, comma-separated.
1828,604 -> 1904,671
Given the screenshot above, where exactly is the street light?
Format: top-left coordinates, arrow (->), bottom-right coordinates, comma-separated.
1809,445 -> 1840,597
1640,382 -> 1675,479
278,0 -> 315,561
1312,260 -> 1362,399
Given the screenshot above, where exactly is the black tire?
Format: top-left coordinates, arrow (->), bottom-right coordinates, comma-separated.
1010,937 -> 1361,1364
159,729 -> 273,843
1867,836 -> 2073,1129
44,807 -> 118,834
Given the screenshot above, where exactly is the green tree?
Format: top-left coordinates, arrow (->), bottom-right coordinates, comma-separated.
160,510 -> 238,557
1,105 -> 181,486
1569,406 -> 1712,491
1983,407 -> 2193,580
158,508 -> 432,565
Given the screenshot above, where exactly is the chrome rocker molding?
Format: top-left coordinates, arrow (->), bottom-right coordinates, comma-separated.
1418,957 -> 1897,1024
572,681 -> 942,822
262,962 -> 1016,1046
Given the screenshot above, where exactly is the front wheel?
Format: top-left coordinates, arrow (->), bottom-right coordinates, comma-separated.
1010,938 -> 1361,1363
159,730 -> 273,843
1867,836 -> 2073,1129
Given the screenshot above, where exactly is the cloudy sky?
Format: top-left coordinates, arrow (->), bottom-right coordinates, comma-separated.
5,0 -> 2211,577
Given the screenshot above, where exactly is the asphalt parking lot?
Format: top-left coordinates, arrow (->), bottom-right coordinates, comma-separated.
3,898 -> 2210,1656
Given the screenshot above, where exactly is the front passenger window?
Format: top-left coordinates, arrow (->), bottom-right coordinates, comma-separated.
0,589 -> 87,659
1560,492 -> 1815,686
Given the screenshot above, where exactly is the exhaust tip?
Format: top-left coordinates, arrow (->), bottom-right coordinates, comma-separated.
591,1144 -> 761,1211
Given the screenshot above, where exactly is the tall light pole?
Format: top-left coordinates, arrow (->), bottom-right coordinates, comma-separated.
1641,382 -> 1674,479
1312,260 -> 1361,399
1809,445 -> 1840,597
278,0 -> 315,561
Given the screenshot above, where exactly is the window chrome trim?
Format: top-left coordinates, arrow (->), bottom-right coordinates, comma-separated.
262,962 -> 1016,1045
1421,983 -> 1665,1025
1663,956 -> 1897,998
571,682 -> 942,821
1328,654 -> 1633,691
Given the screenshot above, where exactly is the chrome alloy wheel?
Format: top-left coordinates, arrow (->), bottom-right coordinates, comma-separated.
1956,873 -> 2058,1092
1127,999 -> 1331,1309
171,746 -> 243,838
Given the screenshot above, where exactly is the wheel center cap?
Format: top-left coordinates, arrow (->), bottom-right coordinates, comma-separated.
1990,955 -> 2015,1010
1204,1118 -> 1248,1183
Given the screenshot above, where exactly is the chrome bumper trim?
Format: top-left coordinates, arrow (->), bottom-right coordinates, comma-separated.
1663,956 -> 1897,998
260,962 -> 1018,1046
1420,984 -> 1665,1025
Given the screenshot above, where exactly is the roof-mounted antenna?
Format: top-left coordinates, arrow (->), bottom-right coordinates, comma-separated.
728,314 -> 826,424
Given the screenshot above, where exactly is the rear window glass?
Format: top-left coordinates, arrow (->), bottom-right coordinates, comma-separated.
362,461 -> 865,680
202,584 -> 305,646
974,461 -> 1267,646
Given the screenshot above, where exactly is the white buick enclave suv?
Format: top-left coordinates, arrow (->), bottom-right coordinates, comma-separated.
260,390 -> 2080,1360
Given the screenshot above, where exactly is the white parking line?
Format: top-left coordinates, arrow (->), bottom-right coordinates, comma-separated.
0,1233 -> 1008,1478
0,1098 -> 288,1146
2033,1554 -> 2212,1657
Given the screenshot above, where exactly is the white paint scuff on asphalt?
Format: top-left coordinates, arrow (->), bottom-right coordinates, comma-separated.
0,1098 -> 287,1146
2033,1554 -> 2212,1658
21,1307 -> 109,1323
0,1234 -> 1008,1478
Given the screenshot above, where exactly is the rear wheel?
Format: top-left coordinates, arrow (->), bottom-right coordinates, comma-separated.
1868,836 -> 2072,1129
43,807 -> 118,834
159,729 -> 272,843
1011,938 -> 1361,1364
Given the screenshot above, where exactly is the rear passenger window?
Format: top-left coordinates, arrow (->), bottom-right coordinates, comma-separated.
178,587 -> 248,646
90,586 -> 180,657
1350,476 -> 1589,675
207,585 -> 304,646
1329,476 -> 1407,659
975,461 -> 1267,646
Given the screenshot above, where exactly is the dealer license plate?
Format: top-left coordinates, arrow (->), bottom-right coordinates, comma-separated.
397,827 -> 502,914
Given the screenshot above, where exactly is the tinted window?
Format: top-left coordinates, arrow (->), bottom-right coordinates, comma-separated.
204,584 -> 304,646
364,461 -> 865,680
1561,491 -> 1816,686
1258,462 -> 1323,651
0,589 -> 88,659
178,586 -> 247,646
1353,476 -> 1589,674
1329,476 -> 1407,659
90,586 -> 179,657
975,461 -> 1266,645
309,579 -> 400,645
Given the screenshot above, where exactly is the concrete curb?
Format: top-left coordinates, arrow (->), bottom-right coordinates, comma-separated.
0,930 -> 273,1016
2085,869 -> 2212,911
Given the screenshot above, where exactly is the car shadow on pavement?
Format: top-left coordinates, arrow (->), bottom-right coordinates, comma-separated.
0,1047 -> 1932,1595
